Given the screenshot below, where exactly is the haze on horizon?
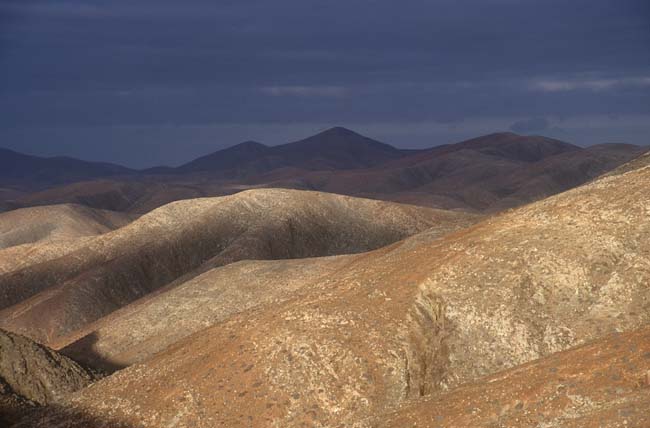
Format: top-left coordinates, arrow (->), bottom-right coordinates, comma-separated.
1,0 -> 649,168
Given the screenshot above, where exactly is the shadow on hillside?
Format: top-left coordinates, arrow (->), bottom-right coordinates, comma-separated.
10,402 -> 138,428
60,332 -> 127,374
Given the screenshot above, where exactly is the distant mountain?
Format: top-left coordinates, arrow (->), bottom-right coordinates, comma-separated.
387,132 -> 581,167
0,148 -> 133,187
271,126 -> 409,168
260,132 -> 647,211
435,131 -> 580,161
176,127 -> 412,176
177,140 -> 270,174
1,130 -> 646,214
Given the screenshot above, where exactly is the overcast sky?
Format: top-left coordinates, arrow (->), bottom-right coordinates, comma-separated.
1,0 -> 649,167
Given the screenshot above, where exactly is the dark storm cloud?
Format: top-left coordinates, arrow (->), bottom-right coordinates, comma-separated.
510,117 -> 550,133
0,0 -> 649,166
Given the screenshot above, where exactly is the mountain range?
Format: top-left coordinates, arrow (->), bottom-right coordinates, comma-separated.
1,127 -> 646,214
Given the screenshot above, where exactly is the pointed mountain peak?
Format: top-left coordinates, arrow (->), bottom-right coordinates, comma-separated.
318,126 -> 359,136
279,126 -> 400,155
226,140 -> 268,151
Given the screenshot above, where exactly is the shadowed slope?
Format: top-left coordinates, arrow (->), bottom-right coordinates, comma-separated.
57,256 -> 359,371
24,152 -> 650,427
3,179 -> 219,214
177,140 -> 270,174
0,329 -> 97,426
0,239 -> 94,276
0,148 -> 131,186
368,327 -> 650,428
178,127 -> 411,176
0,189 -> 475,344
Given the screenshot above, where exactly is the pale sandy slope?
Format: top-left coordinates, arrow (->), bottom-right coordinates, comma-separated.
18,151 -> 650,427
0,204 -> 133,250
57,256 -> 359,371
0,204 -> 133,276
0,189 -> 476,344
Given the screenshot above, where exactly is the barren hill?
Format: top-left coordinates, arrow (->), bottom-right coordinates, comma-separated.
1,179 -> 220,214
57,256 -> 360,371
0,329 -> 97,426
0,189 -> 475,344
0,204 -> 133,250
19,150 -> 650,427
177,127 -> 411,176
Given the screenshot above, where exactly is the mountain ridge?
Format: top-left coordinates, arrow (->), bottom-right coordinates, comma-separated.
1,129 -> 646,215
176,127 -> 414,176
0,148 -> 133,187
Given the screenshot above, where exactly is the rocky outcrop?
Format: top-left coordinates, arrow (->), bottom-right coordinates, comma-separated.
368,326 -> 650,428
0,329 -> 97,425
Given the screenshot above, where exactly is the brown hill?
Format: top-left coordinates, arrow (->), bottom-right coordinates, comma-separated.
262,136 -> 647,211
0,329 -> 97,426
0,240 -> 94,277
0,189 -> 475,344
0,204 -> 133,250
17,150 -> 650,427
5,131 -> 643,216
0,148 -> 132,187
367,326 -> 650,428
1,178 -> 223,214
177,127 -> 412,176
57,256 -> 359,372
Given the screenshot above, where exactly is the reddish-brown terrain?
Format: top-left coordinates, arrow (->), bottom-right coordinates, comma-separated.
2,148 -> 646,428
0,133 -> 648,428
0,190 -> 474,344
0,329 -> 98,426
370,326 -> 650,428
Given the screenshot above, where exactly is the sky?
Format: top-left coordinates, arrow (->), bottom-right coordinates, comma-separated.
1,0 -> 649,168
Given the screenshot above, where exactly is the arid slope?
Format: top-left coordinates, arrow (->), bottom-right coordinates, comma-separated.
21,151 -> 650,427
58,256 -> 360,371
368,327 -> 650,428
0,189 -> 474,344
0,204 -> 132,250
0,329 -> 97,426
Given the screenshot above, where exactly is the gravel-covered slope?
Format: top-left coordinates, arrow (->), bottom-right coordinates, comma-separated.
18,150 -> 650,427
0,204 -> 132,250
0,189 -> 476,344
367,326 -> 650,428
0,329 -> 97,426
